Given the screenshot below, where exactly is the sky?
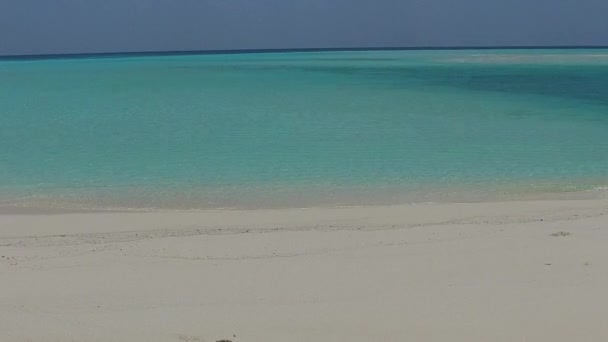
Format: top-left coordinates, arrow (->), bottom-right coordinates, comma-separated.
1,0 -> 608,56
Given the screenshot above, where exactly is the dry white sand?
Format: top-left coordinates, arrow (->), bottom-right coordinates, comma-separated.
1,199 -> 608,341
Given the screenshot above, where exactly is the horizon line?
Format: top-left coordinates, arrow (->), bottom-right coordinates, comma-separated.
2,45 -> 608,61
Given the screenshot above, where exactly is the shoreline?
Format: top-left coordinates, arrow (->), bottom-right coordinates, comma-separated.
1,184 -> 606,215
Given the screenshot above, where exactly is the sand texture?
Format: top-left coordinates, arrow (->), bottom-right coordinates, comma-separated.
2,199 -> 608,341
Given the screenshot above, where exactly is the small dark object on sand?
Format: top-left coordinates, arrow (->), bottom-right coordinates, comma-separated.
550,231 -> 571,237
216,340 -> 233,342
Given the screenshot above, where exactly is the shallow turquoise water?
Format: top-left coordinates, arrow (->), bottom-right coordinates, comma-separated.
1,50 -> 607,209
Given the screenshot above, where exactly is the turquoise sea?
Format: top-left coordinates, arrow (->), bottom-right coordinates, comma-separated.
1,49 -> 607,209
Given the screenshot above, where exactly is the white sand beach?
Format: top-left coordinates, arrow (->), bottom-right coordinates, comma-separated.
2,199 -> 608,341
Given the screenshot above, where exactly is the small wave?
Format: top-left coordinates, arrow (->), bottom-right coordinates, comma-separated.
589,186 -> 608,192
